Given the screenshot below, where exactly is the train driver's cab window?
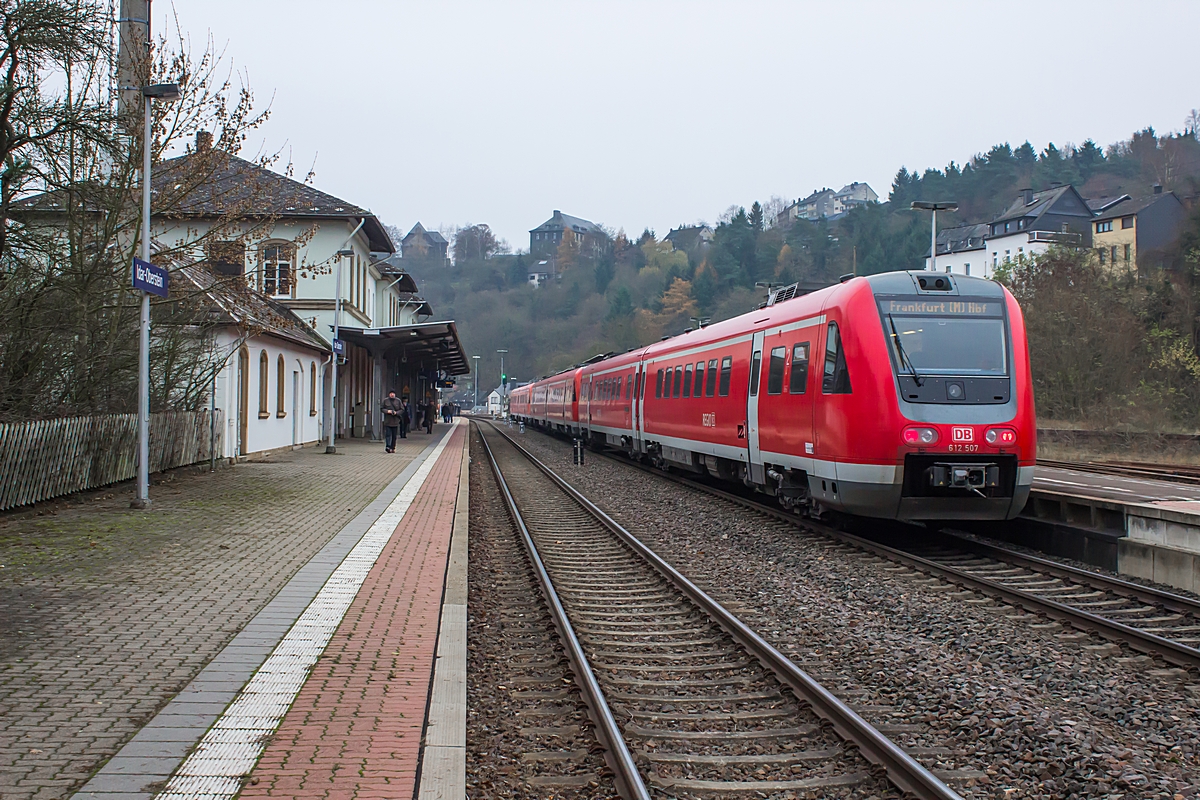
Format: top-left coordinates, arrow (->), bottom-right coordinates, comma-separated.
706,359 -> 718,397
822,322 -> 852,394
672,365 -> 683,398
718,356 -> 732,396
693,362 -> 705,396
748,350 -> 762,397
767,346 -> 786,394
683,364 -> 693,398
656,369 -> 663,398
789,342 -> 810,394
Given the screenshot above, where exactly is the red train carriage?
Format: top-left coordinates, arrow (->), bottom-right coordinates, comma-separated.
511,271 -> 1035,522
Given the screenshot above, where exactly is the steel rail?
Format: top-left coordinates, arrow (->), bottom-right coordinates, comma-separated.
483,421 -> 961,800
932,529 -> 1200,618
1038,459 -> 1200,486
476,426 -> 651,800
601,452 -> 1200,672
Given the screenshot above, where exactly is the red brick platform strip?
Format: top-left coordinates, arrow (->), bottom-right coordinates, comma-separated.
239,424 -> 467,799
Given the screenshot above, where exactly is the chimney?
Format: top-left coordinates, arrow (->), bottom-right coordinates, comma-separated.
1153,184 -> 1163,194
1022,188 -> 1034,205
196,130 -> 213,153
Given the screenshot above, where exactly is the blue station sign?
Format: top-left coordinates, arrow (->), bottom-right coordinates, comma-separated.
132,258 -> 169,298
332,339 -> 346,355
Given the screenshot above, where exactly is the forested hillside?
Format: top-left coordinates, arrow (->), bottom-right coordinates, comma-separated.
406,119 -> 1200,404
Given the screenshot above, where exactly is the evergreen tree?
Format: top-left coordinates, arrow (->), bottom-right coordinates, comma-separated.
749,201 -> 764,233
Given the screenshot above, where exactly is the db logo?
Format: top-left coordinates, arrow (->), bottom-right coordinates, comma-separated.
952,427 -> 974,443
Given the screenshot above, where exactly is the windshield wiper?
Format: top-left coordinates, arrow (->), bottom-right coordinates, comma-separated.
887,314 -> 924,387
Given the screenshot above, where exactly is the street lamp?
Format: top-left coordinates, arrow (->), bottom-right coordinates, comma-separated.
472,355 -> 481,410
131,81 -> 180,510
911,201 -> 958,273
326,247 -> 354,454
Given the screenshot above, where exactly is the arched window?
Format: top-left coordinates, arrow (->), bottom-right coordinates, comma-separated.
260,242 -> 295,296
258,350 -> 269,417
310,362 -> 317,415
277,354 -> 286,416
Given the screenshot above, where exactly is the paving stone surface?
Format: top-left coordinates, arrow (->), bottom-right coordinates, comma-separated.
240,425 -> 464,799
0,433 -> 440,800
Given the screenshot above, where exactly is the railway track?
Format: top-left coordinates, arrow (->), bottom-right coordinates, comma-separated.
587,445 -> 1200,673
1038,458 -> 1200,486
475,420 -> 961,800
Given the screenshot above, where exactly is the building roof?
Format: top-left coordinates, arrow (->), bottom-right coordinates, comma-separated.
335,320 -> 470,375
1092,191 -> 1184,222
176,263 -> 330,353
530,210 -> 604,235
991,185 -> 1093,226
932,223 -> 990,257
151,151 -> 395,253
663,225 -> 713,251
1087,194 -> 1132,213
403,222 -> 447,246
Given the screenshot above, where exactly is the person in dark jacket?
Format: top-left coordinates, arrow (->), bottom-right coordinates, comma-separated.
399,399 -> 410,439
381,391 -> 403,453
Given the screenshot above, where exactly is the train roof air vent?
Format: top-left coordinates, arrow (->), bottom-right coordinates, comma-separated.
766,282 -> 799,306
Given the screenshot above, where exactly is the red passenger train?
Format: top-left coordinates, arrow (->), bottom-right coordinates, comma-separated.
509,270 -> 1036,521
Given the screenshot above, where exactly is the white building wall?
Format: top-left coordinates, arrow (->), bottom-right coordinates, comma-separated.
213,328 -> 326,458
983,232 -> 1051,274
925,248 -> 989,278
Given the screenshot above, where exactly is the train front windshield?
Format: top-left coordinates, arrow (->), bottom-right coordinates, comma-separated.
878,298 -> 1008,377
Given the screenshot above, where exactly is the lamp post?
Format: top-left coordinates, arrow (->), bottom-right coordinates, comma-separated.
326,247 -> 354,454
910,201 -> 958,273
472,355 -> 480,410
131,81 -> 180,510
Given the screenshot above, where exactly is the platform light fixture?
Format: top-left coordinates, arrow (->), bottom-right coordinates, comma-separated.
911,201 -> 958,274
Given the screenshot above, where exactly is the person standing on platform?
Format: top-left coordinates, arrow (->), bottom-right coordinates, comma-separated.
424,397 -> 434,434
381,391 -> 402,453
399,399 -> 410,439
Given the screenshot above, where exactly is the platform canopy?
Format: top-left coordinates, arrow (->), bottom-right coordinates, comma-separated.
337,321 -> 470,375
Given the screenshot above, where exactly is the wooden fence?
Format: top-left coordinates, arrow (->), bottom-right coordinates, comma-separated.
0,410 -> 223,511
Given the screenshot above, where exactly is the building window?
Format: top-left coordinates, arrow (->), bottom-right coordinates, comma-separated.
258,350 -> 269,417
261,243 -> 294,296
1098,248 -> 1106,265
1111,246 -> 1118,264
277,355 -> 286,417
964,263 -> 971,276
1124,243 -> 1131,262
1121,216 -> 1134,229
1096,220 -> 1113,233
310,362 -> 317,415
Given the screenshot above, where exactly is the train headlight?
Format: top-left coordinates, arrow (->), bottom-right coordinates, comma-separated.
902,427 -> 938,445
985,428 -> 1017,445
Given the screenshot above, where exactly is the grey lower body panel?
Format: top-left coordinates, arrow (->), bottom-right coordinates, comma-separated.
814,473 -> 1033,522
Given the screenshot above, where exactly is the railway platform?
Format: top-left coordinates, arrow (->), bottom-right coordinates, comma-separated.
1009,465 -> 1200,593
66,419 -> 469,800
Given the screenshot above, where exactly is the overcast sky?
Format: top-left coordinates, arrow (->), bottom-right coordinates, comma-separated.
167,0 -> 1200,251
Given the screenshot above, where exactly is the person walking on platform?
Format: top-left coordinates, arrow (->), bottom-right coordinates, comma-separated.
399,399 -> 410,439
381,390 -> 403,453
423,398 -> 434,434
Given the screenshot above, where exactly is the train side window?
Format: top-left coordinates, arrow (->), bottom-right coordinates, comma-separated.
748,350 -> 762,397
683,364 -> 693,398
617,376 -> 623,401
767,346 -> 786,394
822,322 -> 852,394
789,342 -> 810,394
626,374 -> 633,400
705,359 -> 718,396
718,356 -> 732,396
655,368 -> 663,398
693,362 -> 704,396
672,365 -> 683,397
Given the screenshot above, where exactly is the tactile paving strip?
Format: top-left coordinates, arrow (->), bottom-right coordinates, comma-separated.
155,431 -> 456,800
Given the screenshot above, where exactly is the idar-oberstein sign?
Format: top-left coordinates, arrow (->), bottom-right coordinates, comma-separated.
132,257 -> 169,297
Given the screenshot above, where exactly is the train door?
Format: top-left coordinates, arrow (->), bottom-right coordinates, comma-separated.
632,364 -> 644,453
746,331 -> 765,484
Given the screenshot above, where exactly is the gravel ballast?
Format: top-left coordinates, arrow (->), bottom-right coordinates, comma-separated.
504,424 -> 1200,800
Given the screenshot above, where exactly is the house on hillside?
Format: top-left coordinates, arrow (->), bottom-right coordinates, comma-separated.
529,210 -> 610,261
774,183 -> 877,226
983,186 -> 1094,271
832,182 -> 878,214
664,225 -> 714,255
401,222 -> 450,266
1092,187 -> 1187,271
925,223 -> 991,277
